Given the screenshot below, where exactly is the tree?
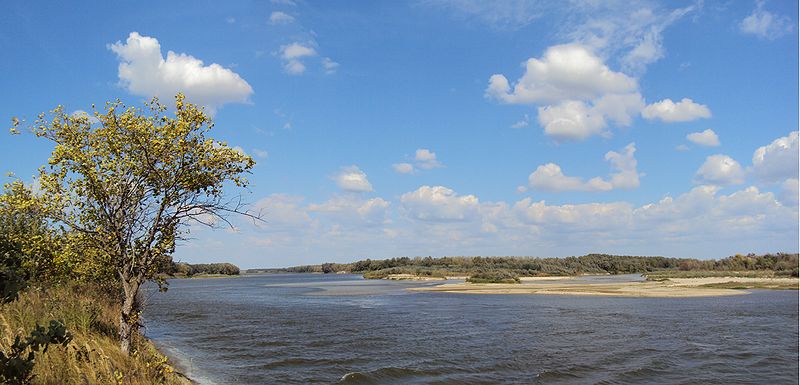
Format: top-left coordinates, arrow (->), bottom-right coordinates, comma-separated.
14,94 -> 257,354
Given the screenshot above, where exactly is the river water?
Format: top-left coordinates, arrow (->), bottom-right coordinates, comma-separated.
143,274 -> 799,384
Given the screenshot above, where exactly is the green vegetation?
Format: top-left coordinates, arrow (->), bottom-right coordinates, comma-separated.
698,281 -> 799,290
466,271 -> 521,284
274,253 -> 799,281
164,262 -> 240,277
1,94 -> 255,382
0,284 -> 191,384
11,94 -> 257,354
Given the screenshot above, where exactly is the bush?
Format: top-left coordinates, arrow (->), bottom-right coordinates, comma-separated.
467,270 -> 520,284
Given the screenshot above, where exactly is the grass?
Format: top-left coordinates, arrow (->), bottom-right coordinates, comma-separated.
0,284 -> 192,385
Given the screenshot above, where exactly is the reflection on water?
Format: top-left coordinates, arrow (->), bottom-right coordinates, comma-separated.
144,274 -> 799,385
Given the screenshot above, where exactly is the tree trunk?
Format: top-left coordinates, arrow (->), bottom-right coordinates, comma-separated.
119,277 -> 141,354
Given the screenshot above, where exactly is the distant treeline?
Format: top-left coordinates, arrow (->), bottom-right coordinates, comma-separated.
165,262 -> 240,276
262,253 -> 799,279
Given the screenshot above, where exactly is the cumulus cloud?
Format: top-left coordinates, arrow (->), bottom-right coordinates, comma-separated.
529,163 -> 612,192
109,32 -> 253,112
778,179 -> 799,207
536,100 -> 608,141
393,149 -> 443,174
752,131 -> 799,183
400,186 -> 479,222
529,143 -> 640,192
269,11 -> 295,25
487,44 -> 649,141
393,163 -> 414,174
233,181 -> 796,265
514,198 -> 632,231
414,149 -> 443,169
740,1 -> 794,40
686,129 -> 720,147
486,44 -> 637,105
334,166 -> 373,192
252,149 -> 269,158
695,155 -> 746,186
279,42 -> 317,75
641,98 -> 711,122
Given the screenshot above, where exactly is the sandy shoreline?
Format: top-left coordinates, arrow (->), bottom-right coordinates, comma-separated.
409,276 -> 798,297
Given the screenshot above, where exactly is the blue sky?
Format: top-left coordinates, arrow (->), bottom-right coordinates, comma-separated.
1,0 -> 797,268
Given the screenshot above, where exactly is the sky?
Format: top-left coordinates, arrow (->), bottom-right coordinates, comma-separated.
0,0 -> 797,268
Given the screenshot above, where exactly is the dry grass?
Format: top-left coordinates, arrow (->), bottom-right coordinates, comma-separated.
0,284 -> 193,385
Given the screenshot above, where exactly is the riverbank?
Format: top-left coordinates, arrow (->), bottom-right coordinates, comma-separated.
409,276 -> 798,297
0,284 -> 195,384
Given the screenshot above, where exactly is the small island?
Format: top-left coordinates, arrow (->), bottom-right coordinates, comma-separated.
264,253 -> 799,297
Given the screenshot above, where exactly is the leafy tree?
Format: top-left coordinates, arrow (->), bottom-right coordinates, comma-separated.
14,94 -> 257,354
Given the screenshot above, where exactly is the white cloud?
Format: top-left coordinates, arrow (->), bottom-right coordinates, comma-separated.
675,144 -> 690,152
514,198 -> 632,231
529,143 -> 639,192
752,131 -> 799,183
279,42 -> 317,75
109,32 -> 253,113
529,163 -> 612,192
400,186 -> 479,222
486,44 -> 637,105
740,1 -> 794,40
426,0 -> 695,75
487,44 -> 647,141
537,100 -> 608,141
568,3 -> 696,74
334,166 -> 373,193
253,194 -> 313,231
605,143 -> 641,190
397,149 -> 444,173
686,129 -> 720,147
231,181 -> 796,266
252,149 -> 269,158
642,98 -> 711,122
779,179 -> 799,207
393,163 -> 414,174
308,195 -> 391,226
414,148 -> 443,169
322,58 -> 340,74
695,155 -> 746,186
70,110 -> 100,124
511,113 -> 529,129
269,11 -> 295,25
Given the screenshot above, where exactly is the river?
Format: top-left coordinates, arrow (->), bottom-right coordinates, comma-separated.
144,274 -> 799,384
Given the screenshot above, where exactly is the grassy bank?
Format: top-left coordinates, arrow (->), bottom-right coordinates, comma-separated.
0,284 -> 192,385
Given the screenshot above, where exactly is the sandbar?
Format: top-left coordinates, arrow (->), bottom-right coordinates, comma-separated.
409,277 -> 799,297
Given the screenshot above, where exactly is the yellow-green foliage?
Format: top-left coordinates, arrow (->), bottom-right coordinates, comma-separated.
0,285 -> 192,385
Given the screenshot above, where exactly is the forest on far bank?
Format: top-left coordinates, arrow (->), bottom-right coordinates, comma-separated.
249,253 -> 800,280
